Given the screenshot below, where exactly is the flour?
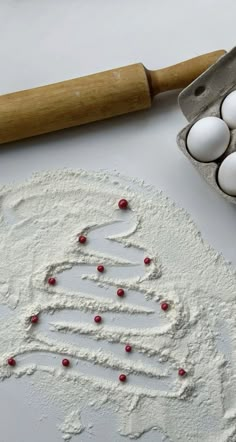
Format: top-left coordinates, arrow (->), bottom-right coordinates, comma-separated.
0,169 -> 236,441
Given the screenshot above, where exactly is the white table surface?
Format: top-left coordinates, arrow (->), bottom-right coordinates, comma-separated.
0,1 -> 236,441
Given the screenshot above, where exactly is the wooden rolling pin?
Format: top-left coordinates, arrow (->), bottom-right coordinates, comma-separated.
0,50 -> 225,144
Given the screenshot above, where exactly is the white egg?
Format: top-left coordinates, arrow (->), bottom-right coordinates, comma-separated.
187,116 -> 230,162
218,152 -> 236,196
221,90 -> 236,129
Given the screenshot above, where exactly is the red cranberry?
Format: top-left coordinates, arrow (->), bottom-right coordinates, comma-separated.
62,358 -> 70,367
78,235 -> 87,244
94,315 -> 102,323
117,288 -> 125,297
144,257 -> 151,265
118,199 -> 128,209
97,265 -> 104,273
125,345 -> 132,353
7,358 -> 16,367
119,374 -> 127,382
48,277 -> 56,285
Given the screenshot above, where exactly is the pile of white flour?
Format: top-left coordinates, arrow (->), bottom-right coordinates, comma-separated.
0,169 -> 236,441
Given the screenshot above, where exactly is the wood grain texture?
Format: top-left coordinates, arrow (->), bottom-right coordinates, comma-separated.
0,50 -> 225,144
147,50 -> 226,94
0,64 -> 151,144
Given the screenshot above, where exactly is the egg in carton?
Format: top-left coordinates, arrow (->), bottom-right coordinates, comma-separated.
177,46 -> 236,203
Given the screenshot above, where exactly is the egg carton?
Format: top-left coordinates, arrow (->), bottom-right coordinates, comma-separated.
177,46 -> 236,203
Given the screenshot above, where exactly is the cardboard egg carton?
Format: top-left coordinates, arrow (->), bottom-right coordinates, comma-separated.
177,47 -> 236,203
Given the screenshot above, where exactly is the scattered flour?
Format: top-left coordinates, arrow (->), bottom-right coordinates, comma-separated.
0,169 -> 236,441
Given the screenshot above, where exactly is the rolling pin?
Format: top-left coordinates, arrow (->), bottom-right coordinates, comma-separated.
0,50 -> 225,144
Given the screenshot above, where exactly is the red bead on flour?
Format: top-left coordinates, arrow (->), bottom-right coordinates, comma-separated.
30,314 -> 39,324
161,302 -> 169,311
7,358 -> 16,367
178,368 -> 186,377
62,358 -> 70,367
78,235 -> 87,244
118,199 -> 128,209
119,374 -> 127,382
117,288 -> 125,297
48,277 -> 56,286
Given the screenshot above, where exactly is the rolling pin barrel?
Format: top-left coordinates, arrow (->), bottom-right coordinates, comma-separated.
0,50 -> 225,144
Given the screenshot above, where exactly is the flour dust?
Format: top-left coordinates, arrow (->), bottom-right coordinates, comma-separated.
0,170 -> 235,442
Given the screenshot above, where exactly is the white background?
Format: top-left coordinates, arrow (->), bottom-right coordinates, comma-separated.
0,1 -> 236,441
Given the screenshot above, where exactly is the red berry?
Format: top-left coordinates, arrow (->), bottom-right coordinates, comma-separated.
178,368 -> 186,377
30,314 -> 39,324
144,257 -> 151,265
125,345 -> 132,353
7,358 -> 16,367
161,302 -> 169,311
94,315 -> 102,323
62,358 -> 70,367
97,265 -> 104,273
119,374 -> 127,382
117,288 -> 125,297
78,235 -> 87,244
118,199 -> 128,209
48,277 -> 56,285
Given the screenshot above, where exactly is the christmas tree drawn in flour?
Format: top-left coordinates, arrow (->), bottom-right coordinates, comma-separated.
0,203 -> 188,393
1,171 -> 236,441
